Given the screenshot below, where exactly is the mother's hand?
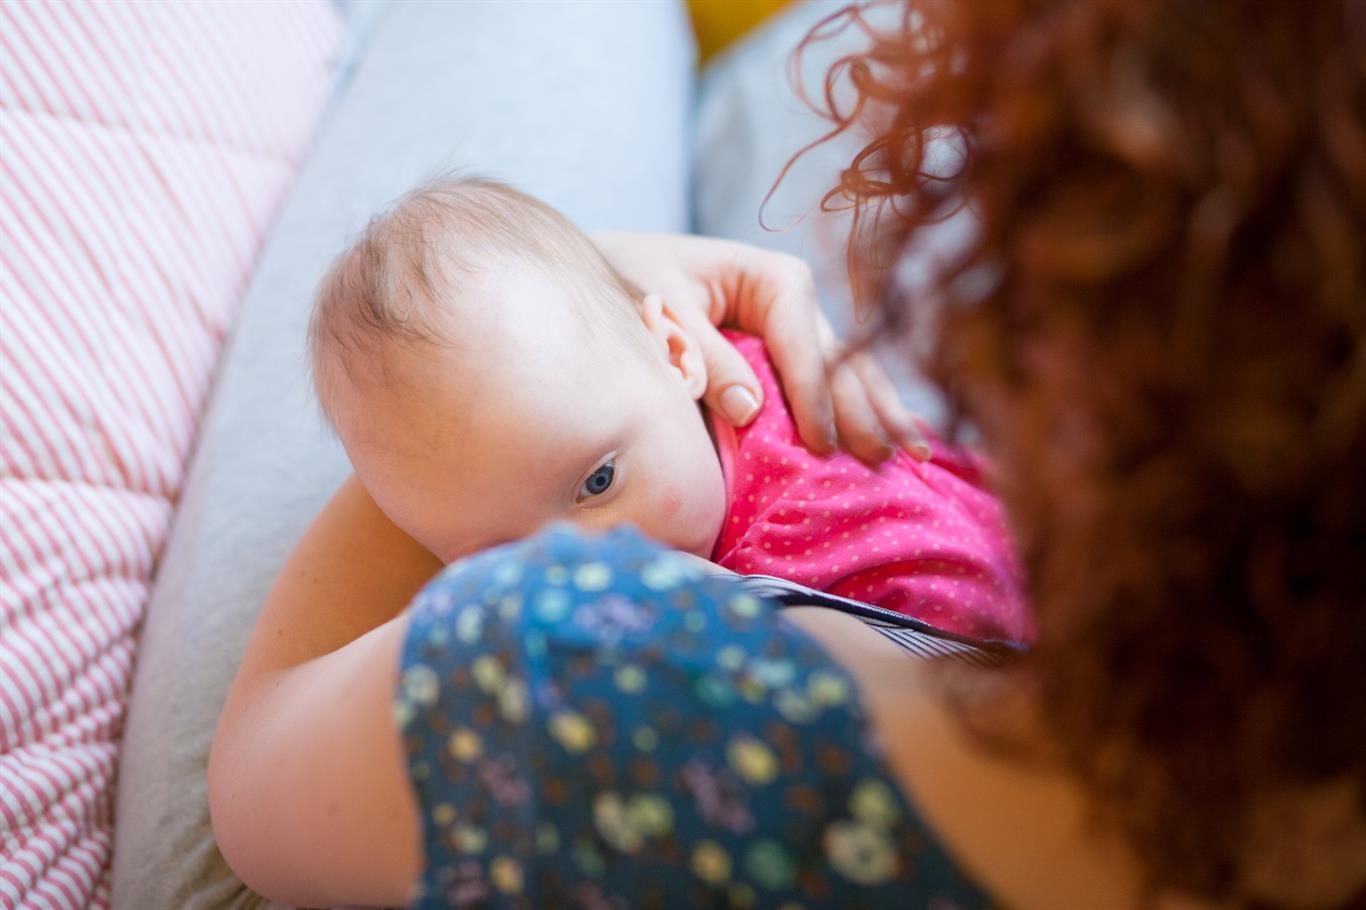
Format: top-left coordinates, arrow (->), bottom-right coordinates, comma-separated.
594,231 -> 930,465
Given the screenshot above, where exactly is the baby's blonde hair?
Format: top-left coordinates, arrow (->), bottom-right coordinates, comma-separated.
308,176 -> 640,428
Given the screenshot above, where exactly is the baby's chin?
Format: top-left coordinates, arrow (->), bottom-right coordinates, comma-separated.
673,484 -> 728,561
676,525 -> 722,561
618,488 -> 723,561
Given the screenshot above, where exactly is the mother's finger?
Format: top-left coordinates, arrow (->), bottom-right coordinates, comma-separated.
814,317 -> 913,463
678,303 -> 765,426
750,259 -> 840,454
828,353 -> 897,465
850,352 -> 932,462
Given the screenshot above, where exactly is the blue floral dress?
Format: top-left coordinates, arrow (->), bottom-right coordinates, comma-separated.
395,524 -> 994,910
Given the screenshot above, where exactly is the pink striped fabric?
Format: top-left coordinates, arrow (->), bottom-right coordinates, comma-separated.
0,2 -> 340,907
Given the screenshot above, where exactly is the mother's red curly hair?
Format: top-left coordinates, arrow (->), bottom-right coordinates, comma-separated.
802,0 -> 1366,905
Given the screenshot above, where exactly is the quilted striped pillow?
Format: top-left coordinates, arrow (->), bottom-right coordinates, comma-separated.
0,2 -> 340,907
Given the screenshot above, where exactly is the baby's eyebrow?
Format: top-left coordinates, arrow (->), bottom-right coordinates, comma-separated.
560,443 -> 609,482
556,434 -> 622,485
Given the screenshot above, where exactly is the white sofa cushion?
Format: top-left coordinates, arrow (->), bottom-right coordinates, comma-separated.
108,3 -> 695,908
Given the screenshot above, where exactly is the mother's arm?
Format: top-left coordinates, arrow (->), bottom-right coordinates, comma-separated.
208,475 -> 437,907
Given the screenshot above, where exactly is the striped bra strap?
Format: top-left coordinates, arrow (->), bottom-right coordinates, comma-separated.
735,574 -> 1027,669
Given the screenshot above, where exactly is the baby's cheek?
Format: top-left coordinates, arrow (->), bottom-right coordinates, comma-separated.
657,484 -> 684,519
642,473 -> 723,557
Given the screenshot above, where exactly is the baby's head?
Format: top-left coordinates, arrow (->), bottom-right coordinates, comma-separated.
309,177 -> 726,562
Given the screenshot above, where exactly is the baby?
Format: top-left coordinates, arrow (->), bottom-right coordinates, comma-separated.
309,177 -> 1029,640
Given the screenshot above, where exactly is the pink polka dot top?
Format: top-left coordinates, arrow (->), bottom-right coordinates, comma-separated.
709,332 -> 1033,642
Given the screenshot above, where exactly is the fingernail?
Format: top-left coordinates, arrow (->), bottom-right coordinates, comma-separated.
910,442 -> 932,462
825,421 -> 839,451
720,385 -> 759,424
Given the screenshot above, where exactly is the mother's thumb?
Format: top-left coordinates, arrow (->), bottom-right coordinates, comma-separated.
694,321 -> 764,426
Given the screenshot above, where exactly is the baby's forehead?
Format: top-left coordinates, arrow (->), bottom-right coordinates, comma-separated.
363,315 -> 631,459
313,179 -> 648,437
387,263 -> 639,394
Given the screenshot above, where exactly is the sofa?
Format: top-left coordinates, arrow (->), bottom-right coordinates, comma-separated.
0,2 -> 906,907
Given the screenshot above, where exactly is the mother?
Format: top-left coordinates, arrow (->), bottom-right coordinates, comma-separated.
209,2 -> 1366,908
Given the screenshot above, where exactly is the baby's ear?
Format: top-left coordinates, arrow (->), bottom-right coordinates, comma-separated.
639,293 -> 707,400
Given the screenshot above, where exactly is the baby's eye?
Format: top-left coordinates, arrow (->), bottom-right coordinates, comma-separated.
577,460 -> 616,501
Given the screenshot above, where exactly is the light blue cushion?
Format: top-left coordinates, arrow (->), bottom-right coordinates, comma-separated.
111,4 -> 694,908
